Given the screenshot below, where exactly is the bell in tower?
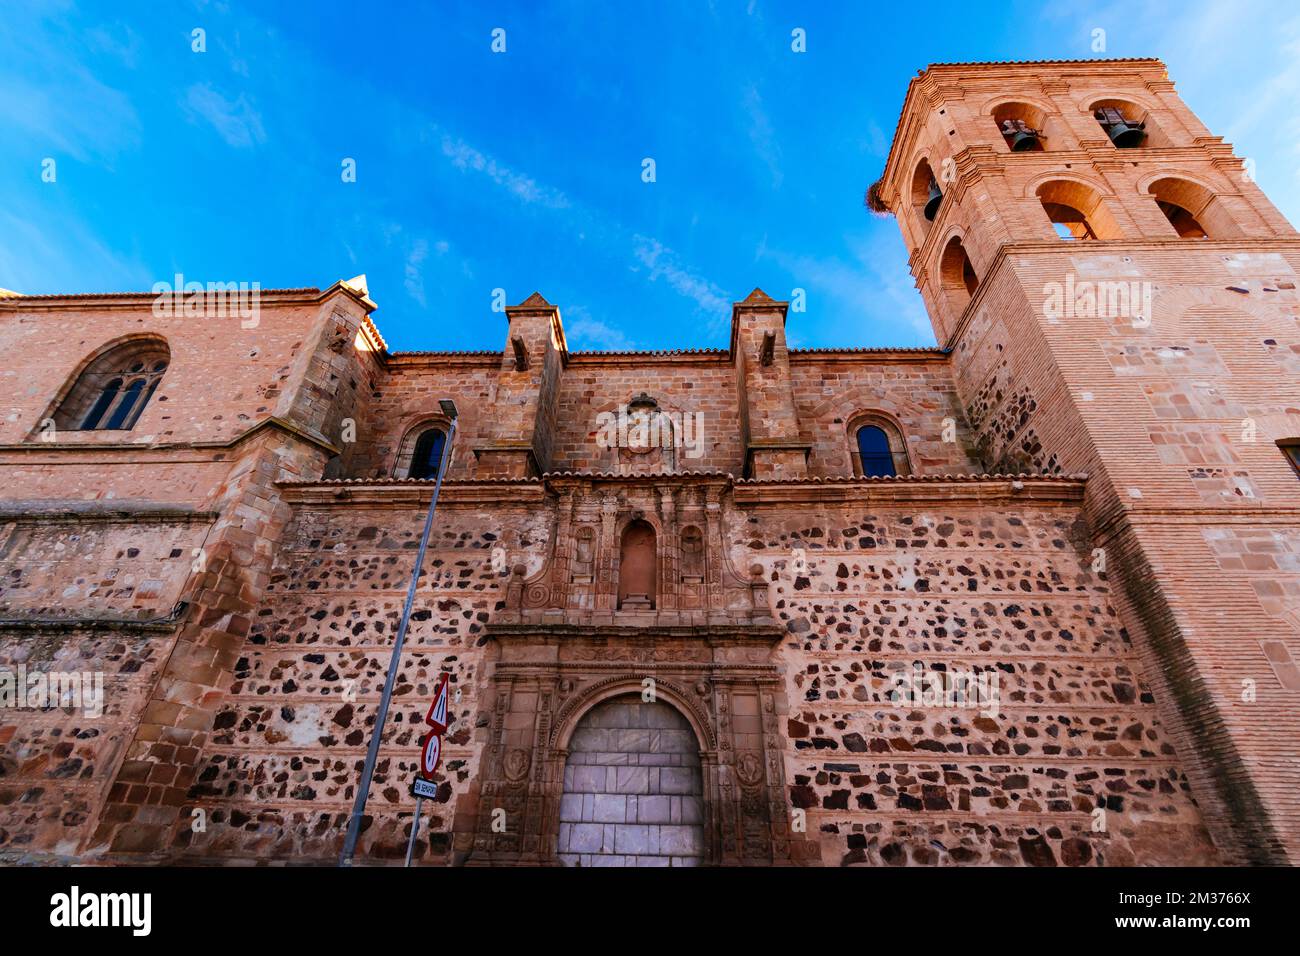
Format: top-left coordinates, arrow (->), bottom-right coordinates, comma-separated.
1094,106 -> 1146,148
923,177 -> 943,221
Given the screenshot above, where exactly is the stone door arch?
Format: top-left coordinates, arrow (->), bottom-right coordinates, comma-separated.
557,694 -> 704,866
466,623 -> 818,866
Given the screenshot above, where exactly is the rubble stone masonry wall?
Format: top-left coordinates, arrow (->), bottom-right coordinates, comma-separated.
1,57 -> 1297,866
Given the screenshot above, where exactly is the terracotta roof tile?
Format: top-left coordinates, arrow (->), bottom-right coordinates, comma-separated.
5,287 -> 320,301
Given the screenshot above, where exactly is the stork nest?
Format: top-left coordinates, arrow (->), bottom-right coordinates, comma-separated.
864,179 -> 890,215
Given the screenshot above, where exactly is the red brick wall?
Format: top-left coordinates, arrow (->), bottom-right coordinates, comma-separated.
876,58 -> 1300,863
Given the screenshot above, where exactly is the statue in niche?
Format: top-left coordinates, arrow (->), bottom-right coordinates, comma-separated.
572,526 -> 595,582
681,525 -> 704,581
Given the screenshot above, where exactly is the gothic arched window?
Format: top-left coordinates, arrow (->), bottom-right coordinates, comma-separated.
54,338 -> 170,432
409,428 -> 447,480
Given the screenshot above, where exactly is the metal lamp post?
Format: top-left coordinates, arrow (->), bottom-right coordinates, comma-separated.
340,399 -> 458,866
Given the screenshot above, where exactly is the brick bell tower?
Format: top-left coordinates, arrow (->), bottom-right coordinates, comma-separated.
872,58 -> 1300,864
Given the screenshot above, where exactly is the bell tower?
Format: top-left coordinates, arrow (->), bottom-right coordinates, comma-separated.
874,58 -> 1300,864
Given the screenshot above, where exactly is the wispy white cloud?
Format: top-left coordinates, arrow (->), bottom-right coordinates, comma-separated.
0,206 -> 152,293
85,21 -> 142,68
759,228 -> 931,344
0,20 -> 140,166
562,304 -> 640,350
404,238 -> 429,307
631,235 -> 732,318
396,234 -> 455,307
440,134 -> 570,209
181,82 -> 265,148
742,82 -> 783,188
432,125 -> 728,321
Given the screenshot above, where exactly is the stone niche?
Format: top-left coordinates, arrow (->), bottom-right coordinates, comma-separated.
460,623 -> 819,866
497,475 -> 773,629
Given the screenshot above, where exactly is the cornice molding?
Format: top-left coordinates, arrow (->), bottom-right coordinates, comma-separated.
0,501 -> 217,524
0,415 -> 340,458
732,474 -> 1086,506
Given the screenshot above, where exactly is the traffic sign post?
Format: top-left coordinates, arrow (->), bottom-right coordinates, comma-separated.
340,405 -> 457,867
405,787 -> 424,869
405,678 -> 451,867
406,731 -> 442,868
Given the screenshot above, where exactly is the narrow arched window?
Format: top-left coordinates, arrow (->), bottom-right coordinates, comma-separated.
409,428 -> 447,480
54,338 -> 170,433
939,236 -> 979,312
1157,201 -> 1207,238
857,426 -> 897,477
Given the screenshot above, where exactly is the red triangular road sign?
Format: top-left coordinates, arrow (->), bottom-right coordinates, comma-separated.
425,672 -> 450,732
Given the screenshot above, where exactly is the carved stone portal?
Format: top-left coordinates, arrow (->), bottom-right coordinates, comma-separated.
461,622 -> 817,866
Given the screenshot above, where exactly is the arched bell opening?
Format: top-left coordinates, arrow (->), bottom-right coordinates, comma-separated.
1036,180 -> 1123,241
1147,177 -> 1238,239
991,101 -> 1048,152
910,157 -> 943,229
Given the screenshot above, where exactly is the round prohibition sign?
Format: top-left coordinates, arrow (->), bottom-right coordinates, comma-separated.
419,731 -> 442,781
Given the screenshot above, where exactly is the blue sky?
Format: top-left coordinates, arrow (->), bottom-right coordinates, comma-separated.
2,1 -> 1297,352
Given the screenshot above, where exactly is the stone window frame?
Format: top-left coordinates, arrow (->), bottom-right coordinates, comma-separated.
392,415 -> 454,479
845,411 -> 912,478
45,334 -> 171,435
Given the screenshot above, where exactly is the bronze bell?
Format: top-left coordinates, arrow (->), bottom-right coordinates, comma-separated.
1095,109 -> 1146,148
1009,128 -> 1039,151
1106,121 -> 1146,148
923,178 -> 942,221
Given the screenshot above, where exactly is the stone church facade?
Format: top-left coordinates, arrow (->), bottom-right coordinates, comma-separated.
1,58 -> 1297,866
